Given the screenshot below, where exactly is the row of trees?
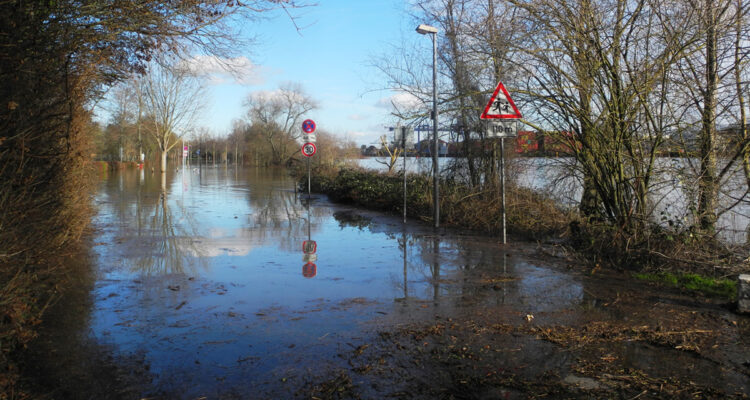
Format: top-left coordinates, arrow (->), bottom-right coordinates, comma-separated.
97,64 -> 206,172
100,79 -> 359,170
379,0 -> 749,238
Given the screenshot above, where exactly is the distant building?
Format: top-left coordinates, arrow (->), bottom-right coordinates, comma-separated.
362,145 -> 379,156
415,139 -> 449,156
516,131 -> 539,153
538,131 -> 579,155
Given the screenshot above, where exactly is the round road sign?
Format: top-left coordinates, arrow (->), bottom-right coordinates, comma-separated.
302,119 -> 316,134
302,142 -> 317,157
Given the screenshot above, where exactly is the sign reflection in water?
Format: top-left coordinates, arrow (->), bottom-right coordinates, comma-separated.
302,197 -> 318,278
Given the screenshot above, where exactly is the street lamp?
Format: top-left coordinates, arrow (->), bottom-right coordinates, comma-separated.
416,23 -> 440,228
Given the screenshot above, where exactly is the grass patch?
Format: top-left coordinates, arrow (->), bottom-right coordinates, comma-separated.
633,272 -> 737,300
297,166 -> 569,240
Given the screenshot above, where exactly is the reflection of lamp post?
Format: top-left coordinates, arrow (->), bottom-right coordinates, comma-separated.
416,23 -> 440,228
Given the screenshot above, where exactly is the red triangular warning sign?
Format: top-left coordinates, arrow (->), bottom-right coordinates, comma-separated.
480,81 -> 522,119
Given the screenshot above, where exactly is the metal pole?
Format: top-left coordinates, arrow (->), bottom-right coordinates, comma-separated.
431,32 -> 439,229
307,156 -> 311,200
500,137 -> 507,244
403,127 -> 407,224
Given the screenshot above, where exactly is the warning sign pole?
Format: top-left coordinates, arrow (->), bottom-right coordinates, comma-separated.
499,135 -> 510,244
307,156 -> 311,200
480,82 -> 521,245
301,120 -> 316,201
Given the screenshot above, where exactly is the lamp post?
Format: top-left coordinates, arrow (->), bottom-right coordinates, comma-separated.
416,23 -> 440,228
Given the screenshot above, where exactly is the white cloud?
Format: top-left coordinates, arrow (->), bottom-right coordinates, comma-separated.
375,92 -> 423,110
181,55 -> 267,85
348,114 -> 368,121
249,88 -> 306,104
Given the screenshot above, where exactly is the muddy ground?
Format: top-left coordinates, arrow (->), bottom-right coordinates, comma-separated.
320,272 -> 750,399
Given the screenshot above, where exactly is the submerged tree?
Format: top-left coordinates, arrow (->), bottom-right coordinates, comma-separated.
506,0 -> 700,233
664,0 -> 750,235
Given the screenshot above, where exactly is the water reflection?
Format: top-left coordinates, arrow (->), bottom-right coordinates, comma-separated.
85,167 -> 588,397
97,167 -> 326,277
301,197 -> 317,278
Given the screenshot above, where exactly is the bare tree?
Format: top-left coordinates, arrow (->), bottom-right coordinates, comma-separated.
375,134 -> 402,173
143,63 -> 207,173
243,82 -> 317,165
654,0 -> 749,235
505,0 -> 697,232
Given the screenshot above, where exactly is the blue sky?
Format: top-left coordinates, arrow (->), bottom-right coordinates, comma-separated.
197,1 -> 417,146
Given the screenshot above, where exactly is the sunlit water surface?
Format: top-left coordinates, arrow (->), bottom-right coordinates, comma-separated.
85,166 -> 583,397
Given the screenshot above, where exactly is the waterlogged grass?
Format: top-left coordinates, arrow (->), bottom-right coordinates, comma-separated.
633,272 -> 737,300
301,166 -> 569,239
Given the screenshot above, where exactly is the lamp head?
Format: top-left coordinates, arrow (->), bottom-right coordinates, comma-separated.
416,24 -> 438,34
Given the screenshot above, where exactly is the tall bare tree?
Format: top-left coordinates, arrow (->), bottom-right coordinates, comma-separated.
143,63 -> 206,173
659,0 -> 749,235
507,0 -> 696,232
243,83 -> 317,165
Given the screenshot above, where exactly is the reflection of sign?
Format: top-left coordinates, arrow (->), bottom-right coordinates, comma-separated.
480,81 -> 522,119
302,240 -> 317,254
302,142 -> 317,157
303,134 -> 316,143
486,120 -> 518,138
302,119 -> 316,134
303,253 -> 318,263
303,262 -> 317,278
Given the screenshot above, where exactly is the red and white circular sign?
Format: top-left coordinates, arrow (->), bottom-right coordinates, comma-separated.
301,142 -> 317,157
302,119 -> 316,134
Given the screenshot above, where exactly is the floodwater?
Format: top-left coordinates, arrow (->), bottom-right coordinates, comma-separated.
31,166 -> 583,398
29,166 -> 749,399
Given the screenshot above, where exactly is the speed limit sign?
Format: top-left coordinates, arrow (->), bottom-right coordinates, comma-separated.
301,142 -> 316,157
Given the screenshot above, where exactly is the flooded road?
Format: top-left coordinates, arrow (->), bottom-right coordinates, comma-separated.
29,166 -> 750,399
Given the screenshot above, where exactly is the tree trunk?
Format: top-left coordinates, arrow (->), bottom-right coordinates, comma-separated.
161,149 -> 168,173
580,175 -> 601,218
698,0 -> 719,233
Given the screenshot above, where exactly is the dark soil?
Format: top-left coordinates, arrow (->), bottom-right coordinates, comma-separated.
297,259 -> 750,399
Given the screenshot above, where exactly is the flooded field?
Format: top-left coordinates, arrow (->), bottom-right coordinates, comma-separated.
27,166 -> 750,399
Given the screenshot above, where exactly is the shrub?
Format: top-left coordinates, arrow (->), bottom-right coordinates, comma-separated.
298,166 -> 568,239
